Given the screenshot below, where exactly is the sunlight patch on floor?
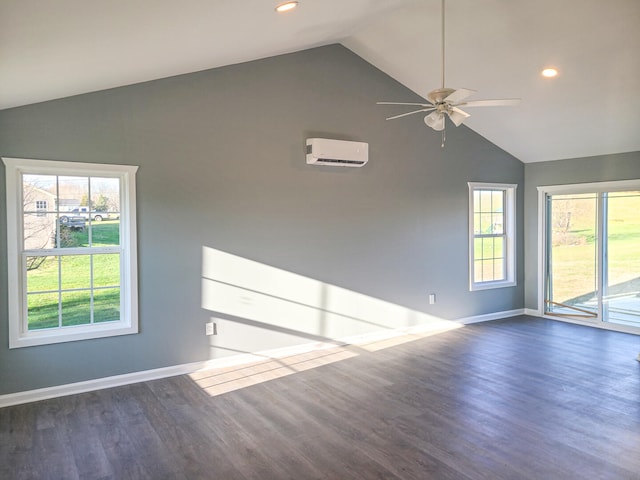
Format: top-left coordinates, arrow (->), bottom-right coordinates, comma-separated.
358,322 -> 462,352
189,322 -> 462,397
189,347 -> 358,396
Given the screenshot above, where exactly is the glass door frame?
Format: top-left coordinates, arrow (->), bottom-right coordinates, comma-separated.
537,179 -> 640,335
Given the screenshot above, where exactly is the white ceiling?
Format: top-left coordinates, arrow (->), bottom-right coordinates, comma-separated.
1,0 -> 638,163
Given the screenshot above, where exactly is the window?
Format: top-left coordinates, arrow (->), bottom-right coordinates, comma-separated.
35,200 -> 48,216
468,182 -> 516,291
3,157 -> 138,348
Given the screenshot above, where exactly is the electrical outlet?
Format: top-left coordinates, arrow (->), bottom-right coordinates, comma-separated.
428,294 -> 436,305
206,322 -> 215,336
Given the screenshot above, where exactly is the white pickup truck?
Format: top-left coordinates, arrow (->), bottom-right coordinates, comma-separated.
60,207 -> 117,223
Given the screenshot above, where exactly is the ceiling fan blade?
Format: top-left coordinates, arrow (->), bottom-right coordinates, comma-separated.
386,108 -> 435,121
458,99 -> 521,108
425,111 -> 445,131
377,102 -> 432,107
447,106 -> 470,127
443,88 -> 475,104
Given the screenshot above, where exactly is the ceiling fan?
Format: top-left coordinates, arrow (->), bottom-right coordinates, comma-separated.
378,0 -> 520,144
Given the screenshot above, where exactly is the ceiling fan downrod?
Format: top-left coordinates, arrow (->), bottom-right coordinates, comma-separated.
441,0 -> 446,90
440,0 -> 446,147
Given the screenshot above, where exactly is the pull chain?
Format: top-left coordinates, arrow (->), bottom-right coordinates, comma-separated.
441,128 -> 446,148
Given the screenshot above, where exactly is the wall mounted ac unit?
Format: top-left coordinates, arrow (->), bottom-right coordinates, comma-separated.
306,138 -> 368,167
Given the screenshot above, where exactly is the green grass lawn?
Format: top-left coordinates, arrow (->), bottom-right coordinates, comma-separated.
550,194 -> 640,304
27,221 -> 122,330
61,219 -> 120,248
27,288 -> 121,329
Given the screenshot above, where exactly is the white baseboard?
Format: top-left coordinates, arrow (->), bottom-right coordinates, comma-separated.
0,308 -> 524,408
456,308 -> 525,325
0,361 -> 211,409
524,308 -> 541,316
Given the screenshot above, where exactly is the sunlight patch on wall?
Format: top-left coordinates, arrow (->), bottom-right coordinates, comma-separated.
201,246 -> 457,347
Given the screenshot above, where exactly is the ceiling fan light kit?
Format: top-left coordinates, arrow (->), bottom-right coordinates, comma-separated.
425,111 -> 445,131
377,0 -> 521,146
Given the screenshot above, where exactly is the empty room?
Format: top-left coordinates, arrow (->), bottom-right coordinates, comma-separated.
1,0 -> 639,478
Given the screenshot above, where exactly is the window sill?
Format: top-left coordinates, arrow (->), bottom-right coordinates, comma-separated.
470,280 -> 517,292
9,321 -> 138,349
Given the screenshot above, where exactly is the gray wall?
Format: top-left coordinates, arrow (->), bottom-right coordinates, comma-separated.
0,44 -> 524,395
524,152 -> 640,310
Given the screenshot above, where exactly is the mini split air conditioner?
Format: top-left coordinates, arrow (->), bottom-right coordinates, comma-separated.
306,138 -> 369,167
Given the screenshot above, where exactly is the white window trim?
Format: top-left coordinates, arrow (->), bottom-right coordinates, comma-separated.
3,157 -> 139,348
468,182 -> 517,291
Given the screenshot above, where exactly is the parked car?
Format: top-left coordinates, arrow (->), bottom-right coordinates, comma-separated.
58,216 -> 86,229
68,216 -> 86,229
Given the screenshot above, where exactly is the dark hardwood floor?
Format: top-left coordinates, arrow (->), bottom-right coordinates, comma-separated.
2,316 -> 639,479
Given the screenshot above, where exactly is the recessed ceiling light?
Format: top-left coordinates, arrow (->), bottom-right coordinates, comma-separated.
275,1 -> 299,13
542,68 -> 559,78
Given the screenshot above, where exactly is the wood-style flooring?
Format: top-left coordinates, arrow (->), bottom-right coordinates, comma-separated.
1,316 -> 639,479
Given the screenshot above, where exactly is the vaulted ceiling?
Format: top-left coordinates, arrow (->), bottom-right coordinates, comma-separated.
1,0 -> 638,163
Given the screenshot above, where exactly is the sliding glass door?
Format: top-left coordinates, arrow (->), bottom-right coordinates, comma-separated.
543,183 -> 640,329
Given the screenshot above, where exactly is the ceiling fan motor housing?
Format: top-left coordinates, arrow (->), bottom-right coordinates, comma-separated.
427,88 -> 456,104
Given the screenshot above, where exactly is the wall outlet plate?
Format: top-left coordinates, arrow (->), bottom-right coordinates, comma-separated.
206,322 -> 215,336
